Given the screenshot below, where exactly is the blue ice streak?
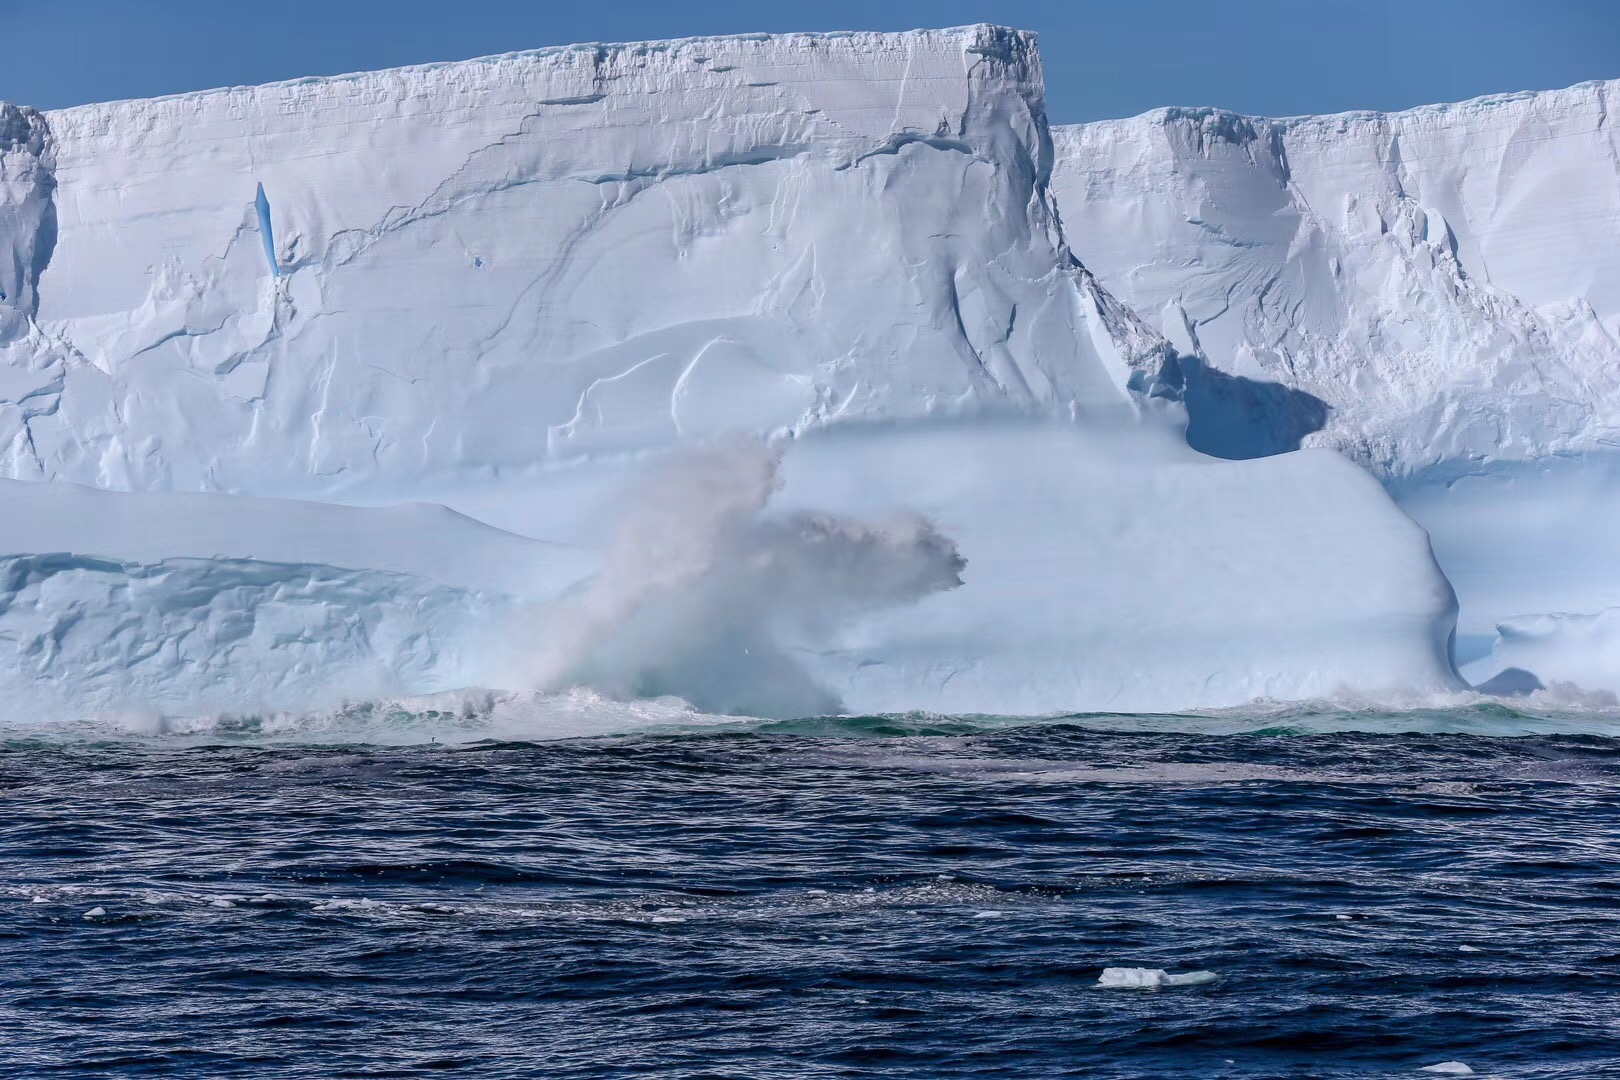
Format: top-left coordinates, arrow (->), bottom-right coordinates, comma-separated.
255,182 -> 279,279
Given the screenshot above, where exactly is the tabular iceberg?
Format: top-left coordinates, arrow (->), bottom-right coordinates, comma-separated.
0,26 -> 1462,724
1052,82 -> 1620,694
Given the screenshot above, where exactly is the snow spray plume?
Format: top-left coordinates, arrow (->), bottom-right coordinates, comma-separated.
518,438 -> 965,718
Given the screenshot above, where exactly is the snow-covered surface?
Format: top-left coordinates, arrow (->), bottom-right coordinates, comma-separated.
0,26 -> 1488,722
1052,82 -> 1620,694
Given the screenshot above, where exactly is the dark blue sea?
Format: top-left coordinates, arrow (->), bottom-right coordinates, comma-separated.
4,706 -> 1619,1078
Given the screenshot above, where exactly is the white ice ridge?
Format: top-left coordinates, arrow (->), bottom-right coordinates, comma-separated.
1051,81 -> 1620,694
0,26 -> 1468,722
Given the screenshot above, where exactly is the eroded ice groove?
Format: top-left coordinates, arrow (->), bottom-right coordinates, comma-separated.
1051,80 -> 1620,694
254,182 -> 278,279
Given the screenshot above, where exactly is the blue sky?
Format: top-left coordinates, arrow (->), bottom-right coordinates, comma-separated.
6,0 -> 1616,122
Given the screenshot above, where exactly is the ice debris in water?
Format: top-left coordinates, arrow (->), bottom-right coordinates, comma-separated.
1458,944 -> 1481,953
83,907 -> 106,918
211,899 -> 236,908
1097,967 -> 1219,989
1420,1064 -> 1475,1075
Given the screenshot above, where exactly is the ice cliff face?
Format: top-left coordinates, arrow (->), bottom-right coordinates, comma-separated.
12,26 -> 1159,494
1051,81 -> 1620,474
0,27 -> 1466,723
1052,82 -> 1620,693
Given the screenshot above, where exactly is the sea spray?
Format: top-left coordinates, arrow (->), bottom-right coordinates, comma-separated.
510,438 -> 966,717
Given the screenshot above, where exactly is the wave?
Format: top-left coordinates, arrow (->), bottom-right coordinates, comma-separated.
4,686 -> 1620,747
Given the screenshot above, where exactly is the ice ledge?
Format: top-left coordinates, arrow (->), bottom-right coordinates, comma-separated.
45,24 -> 1040,123
1083,75 -> 1618,132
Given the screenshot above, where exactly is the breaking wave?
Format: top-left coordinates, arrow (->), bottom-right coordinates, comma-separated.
7,688 -> 1620,747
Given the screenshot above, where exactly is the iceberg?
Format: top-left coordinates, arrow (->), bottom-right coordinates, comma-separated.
1052,81 -> 1620,693
1096,966 -> 1219,989
0,26 -> 1465,724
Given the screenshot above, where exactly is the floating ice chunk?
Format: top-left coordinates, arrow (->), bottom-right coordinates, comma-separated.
1097,967 -> 1219,989
974,910 -> 1006,919
1420,1063 -> 1474,1075
31,896 -> 46,903
83,906 -> 106,918
211,899 -> 236,908
1458,945 -> 1481,953
1335,913 -> 1353,920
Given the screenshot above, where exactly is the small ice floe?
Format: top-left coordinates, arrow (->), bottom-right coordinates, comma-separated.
1097,967 -> 1219,989
1419,1063 -> 1474,1075
974,910 -> 1006,919
31,896 -> 47,904
211,899 -> 236,909
1458,945 -> 1481,953
1335,913 -> 1353,921
649,915 -> 686,924
83,907 -> 107,919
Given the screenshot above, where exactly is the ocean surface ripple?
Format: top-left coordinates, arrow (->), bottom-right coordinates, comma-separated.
3,711 -> 1619,1078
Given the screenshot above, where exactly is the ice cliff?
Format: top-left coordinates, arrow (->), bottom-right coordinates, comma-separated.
22,25 -> 1155,492
1052,81 -> 1620,692
0,26 -> 1464,724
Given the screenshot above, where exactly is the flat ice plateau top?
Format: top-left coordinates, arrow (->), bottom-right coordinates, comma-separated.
5,22 -> 1595,726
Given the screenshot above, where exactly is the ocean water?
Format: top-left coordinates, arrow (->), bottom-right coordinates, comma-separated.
3,705 -> 1619,1078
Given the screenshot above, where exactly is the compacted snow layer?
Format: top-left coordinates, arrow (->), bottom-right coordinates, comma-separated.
0,26 -> 1471,720
1052,82 -> 1620,692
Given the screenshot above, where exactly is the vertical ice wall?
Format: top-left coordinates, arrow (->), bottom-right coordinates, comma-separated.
1051,81 -> 1620,473
10,26 -> 1166,496
1051,80 -> 1620,691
